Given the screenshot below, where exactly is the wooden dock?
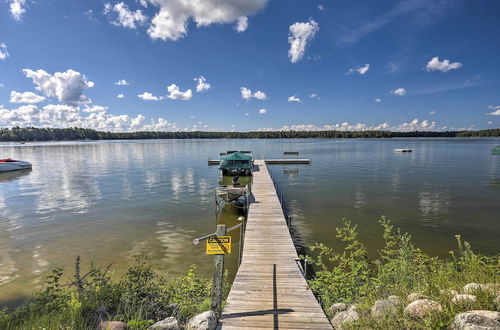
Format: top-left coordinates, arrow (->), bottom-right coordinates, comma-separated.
208,159 -> 311,166
218,160 -> 332,329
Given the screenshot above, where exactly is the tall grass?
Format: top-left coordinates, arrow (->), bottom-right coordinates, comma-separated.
0,255 -> 212,330
306,217 -> 500,329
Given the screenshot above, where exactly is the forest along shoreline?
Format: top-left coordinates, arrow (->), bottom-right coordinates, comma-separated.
1,127 -> 500,141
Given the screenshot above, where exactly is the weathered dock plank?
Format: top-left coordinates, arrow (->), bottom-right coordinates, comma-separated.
218,160 -> 331,329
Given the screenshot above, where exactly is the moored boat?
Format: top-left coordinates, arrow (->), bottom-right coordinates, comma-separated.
0,158 -> 32,172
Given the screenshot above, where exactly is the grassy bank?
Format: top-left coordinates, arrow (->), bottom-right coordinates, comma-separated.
0,256 -> 213,329
306,218 -> 500,329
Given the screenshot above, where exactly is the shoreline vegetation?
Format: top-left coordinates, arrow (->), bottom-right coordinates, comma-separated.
1,218 -> 498,329
0,127 -> 500,142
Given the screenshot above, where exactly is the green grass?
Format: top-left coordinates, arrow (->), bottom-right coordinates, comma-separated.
306,217 -> 500,329
0,256 -> 212,330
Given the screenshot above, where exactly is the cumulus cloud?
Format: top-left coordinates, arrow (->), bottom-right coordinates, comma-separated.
309,93 -> 319,99
426,56 -> 462,72
9,91 -> 45,104
22,69 -> 94,106
288,95 -> 301,103
194,76 -> 210,92
390,87 -> 406,96
235,16 -> 248,32
259,118 -> 436,132
167,84 -> 192,100
487,105 -> 500,116
0,43 -> 9,60
0,104 -> 177,132
347,63 -> 370,75
259,108 -> 267,114
318,4 -> 324,11
147,0 -> 267,41
117,94 -> 124,98
375,98 -> 382,103
9,0 -> 26,21
240,87 -> 267,100
114,79 -> 130,86
137,92 -> 163,101
288,19 -> 319,63
104,2 -> 147,29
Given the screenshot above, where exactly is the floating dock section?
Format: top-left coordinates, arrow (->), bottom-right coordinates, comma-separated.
208,159 -> 311,166
218,160 -> 331,329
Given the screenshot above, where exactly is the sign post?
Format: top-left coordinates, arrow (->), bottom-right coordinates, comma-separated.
210,224 -> 227,318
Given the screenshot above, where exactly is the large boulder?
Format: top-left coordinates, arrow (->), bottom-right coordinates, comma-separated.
149,317 -> 180,330
331,305 -> 359,329
452,294 -> 477,304
371,298 -> 400,319
404,299 -> 443,319
407,293 -> 427,303
97,321 -> 128,330
329,303 -> 348,315
187,311 -> 217,330
451,310 -> 500,330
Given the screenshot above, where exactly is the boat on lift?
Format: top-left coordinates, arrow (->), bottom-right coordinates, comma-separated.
0,158 -> 32,172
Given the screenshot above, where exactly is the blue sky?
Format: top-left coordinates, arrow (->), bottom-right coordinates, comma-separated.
1,0 -> 499,132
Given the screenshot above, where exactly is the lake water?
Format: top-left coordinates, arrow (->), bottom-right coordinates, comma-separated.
1,138 -> 499,307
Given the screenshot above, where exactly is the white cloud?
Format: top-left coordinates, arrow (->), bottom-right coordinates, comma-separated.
9,91 -> 45,104
309,93 -> 318,99
253,90 -> 267,100
347,63 -> 370,75
487,105 -> 500,116
374,98 -> 382,103
288,19 -> 319,63
104,2 -> 147,29
194,76 -> 210,92
137,92 -> 163,101
259,108 -> 267,114
429,111 -> 436,114
244,112 -> 250,116
147,0 -> 267,41
288,95 -> 301,103
22,69 -> 94,106
0,43 -> 9,60
318,4 -> 324,11
390,87 -> 406,96
117,94 -> 124,98
9,0 -> 26,21
83,105 -> 109,113
487,121 -> 492,125
167,84 -> 192,100
426,56 -> 462,72
0,104 -> 177,132
114,79 -> 130,86
240,87 -> 267,100
235,16 -> 248,32
259,118 -> 436,132
137,0 -> 148,7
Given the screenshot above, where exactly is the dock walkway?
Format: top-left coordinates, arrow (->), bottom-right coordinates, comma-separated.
218,160 -> 332,329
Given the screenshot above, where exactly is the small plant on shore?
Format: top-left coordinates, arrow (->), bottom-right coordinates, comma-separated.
0,256 -> 212,330
306,217 -> 500,329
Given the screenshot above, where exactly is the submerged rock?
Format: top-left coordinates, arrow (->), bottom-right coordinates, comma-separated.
452,294 -> 477,304
97,321 -> 128,330
451,310 -> 500,330
331,305 -> 359,329
404,299 -> 443,318
329,303 -> 349,315
149,317 -> 180,330
187,311 -> 217,330
407,293 -> 427,303
371,298 -> 400,319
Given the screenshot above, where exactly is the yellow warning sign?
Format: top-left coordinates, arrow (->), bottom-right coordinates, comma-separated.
206,236 -> 231,255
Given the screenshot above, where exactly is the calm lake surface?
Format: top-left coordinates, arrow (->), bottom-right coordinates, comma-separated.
1,138 -> 499,306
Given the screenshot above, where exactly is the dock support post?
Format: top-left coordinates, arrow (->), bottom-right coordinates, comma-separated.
211,224 -> 226,318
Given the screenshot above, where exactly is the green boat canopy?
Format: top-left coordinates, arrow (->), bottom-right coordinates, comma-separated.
219,152 -> 252,170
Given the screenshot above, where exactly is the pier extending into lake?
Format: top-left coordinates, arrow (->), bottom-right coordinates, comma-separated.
218,160 -> 332,329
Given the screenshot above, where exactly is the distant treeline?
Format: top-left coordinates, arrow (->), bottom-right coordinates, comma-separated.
0,127 -> 499,142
